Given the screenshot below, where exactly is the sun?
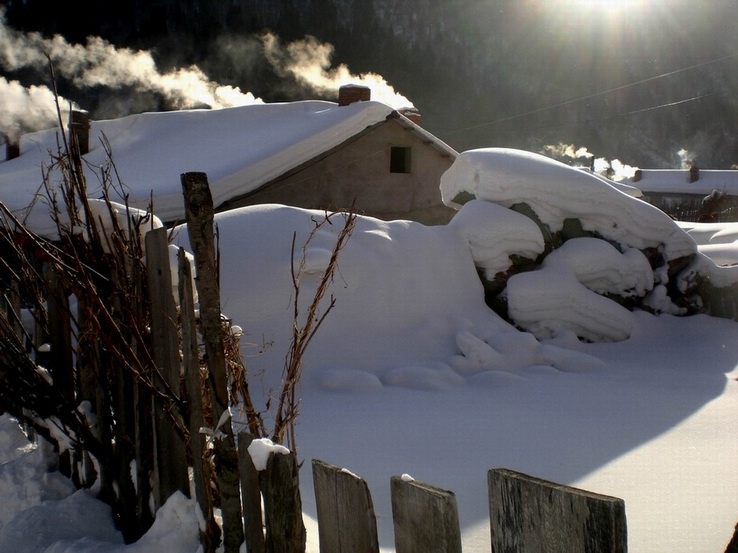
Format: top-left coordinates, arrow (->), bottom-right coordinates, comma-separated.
572,0 -> 649,14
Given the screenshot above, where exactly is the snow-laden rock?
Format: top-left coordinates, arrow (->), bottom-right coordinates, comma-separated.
441,148 -> 697,261
449,199 -> 545,279
542,238 -> 654,298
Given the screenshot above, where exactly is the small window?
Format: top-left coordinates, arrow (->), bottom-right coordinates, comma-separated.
390,146 -> 412,174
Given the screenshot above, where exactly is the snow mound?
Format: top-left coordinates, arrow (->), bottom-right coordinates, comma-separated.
507,266 -> 634,342
441,148 -> 696,261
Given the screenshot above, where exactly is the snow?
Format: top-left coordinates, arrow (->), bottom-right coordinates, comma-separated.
0,100 -> 395,224
624,168 -> 738,195
1,114 -> 738,553
441,148 -> 697,261
247,438 -> 291,472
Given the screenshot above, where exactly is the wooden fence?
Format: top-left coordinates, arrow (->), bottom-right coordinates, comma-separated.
311,460 -> 627,553
3,170 -> 735,553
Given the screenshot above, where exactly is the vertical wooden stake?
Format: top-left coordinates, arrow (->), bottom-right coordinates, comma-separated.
145,227 -> 189,507
238,432 -> 265,553
488,468 -> 627,553
260,451 -> 306,553
181,171 -> 244,553
390,475 -> 462,553
180,247 -> 220,552
312,459 -> 379,553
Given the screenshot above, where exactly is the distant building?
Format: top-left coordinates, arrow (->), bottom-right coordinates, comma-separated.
623,167 -> 738,222
0,85 -> 458,227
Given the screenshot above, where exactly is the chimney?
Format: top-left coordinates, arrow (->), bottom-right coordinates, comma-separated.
338,84 -> 371,106
631,169 -> 642,182
4,134 -> 19,161
68,109 -> 90,155
688,164 -> 699,183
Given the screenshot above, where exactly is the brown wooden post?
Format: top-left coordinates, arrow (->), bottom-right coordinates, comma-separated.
260,451 -> 306,553
238,432 -> 265,553
128,256 -> 155,534
145,227 -> 189,508
488,468 -> 627,553
390,475 -> 462,553
44,265 -> 74,401
312,459 -> 379,553
181,171 -> 244,553
179,247 -> 220,552
42,264 -> 75,477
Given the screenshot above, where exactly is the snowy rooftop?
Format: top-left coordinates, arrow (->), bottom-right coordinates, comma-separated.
624,168 -> 738,195
0,100 -> 456,225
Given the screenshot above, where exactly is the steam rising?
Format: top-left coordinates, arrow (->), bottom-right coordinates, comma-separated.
544,142 -> 638,181
1,8 -> 416,141
262,33 -> 414,110
677,148 -> 695,169
0,8 -> 261,138
0,77 -> 77,142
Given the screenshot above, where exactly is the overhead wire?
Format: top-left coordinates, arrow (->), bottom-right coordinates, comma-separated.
443,51 -> 738,134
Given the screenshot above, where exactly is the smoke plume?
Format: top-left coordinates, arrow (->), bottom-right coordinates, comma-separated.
0,9 -> 415,140
0,8 -> 262,137
677,148 -> 695,169
0,77 -> 78,142
261,33 -> 414,109
544,142 -> 638,181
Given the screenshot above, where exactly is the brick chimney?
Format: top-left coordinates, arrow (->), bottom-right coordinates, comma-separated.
688,164 -> 699,183
4,134 -> 19,161
68,109 -> 90,155
338,84 -> 371,106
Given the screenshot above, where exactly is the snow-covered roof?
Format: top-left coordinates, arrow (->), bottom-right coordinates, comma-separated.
0,100 -> 456,225
624,169 -> 738,195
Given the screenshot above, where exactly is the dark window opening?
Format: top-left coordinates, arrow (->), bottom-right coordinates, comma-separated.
390,146 -> 412,174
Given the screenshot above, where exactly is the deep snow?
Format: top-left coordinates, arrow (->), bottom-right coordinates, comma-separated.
1,113 -> 737,552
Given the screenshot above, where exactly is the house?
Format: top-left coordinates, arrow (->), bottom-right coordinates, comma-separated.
0,85 -> 458,229
623,167 -> 738,221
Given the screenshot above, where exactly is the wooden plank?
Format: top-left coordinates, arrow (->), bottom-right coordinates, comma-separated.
390,475 -> 461,553
145,227 -> 189,508
238,432 -> 265,553
312,459 -> 378,553
488,468 -> 627,553
260,451 -> 306,553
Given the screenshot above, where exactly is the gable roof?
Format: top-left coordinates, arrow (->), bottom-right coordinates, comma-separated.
0,100 -> 457,228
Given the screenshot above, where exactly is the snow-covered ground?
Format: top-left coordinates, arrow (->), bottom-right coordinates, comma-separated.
1,139 -> 738,551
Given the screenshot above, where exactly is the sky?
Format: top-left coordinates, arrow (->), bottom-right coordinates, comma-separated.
1,125 -> 738,552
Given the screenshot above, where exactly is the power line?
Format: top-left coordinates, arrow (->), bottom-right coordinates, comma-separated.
444,51 -> 738,134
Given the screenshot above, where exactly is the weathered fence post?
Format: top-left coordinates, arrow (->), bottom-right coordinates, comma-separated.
488,468 -> 627,553
179,247 -> 220,552
238,432 -> 265,553
238,431 -> 265,553
145,226 -> 189,507
181,171 -> 244,553
260,450 -> 306,553
312,459 -> 379,553
390,475 -> 462,553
